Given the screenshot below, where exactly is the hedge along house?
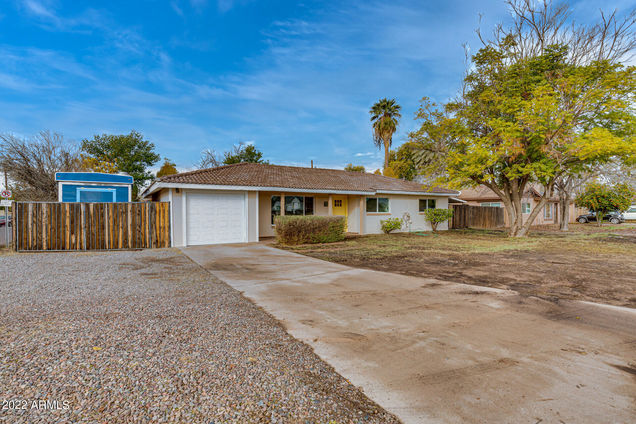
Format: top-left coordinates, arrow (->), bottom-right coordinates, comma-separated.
55,172 -> 133,203
141,163 -> 460,246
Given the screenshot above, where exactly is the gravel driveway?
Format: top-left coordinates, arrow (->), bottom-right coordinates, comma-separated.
0,249 -> 399,424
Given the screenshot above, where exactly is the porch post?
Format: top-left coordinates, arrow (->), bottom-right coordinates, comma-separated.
281,193 -> 285,216
359,196 -> 364,235
328,194 -> 333,215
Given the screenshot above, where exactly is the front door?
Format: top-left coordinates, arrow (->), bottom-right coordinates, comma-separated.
332,196 -> 348,230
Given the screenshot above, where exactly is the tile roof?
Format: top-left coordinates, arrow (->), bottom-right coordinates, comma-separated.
458,186 -> 501,201
154,163 -> 458,195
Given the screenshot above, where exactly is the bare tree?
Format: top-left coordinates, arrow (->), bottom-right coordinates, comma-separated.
597,161 -> 636,187
197,148 -> 220,169
478,0 -> 636,65
554,173 -> 594,231
0,131 -> 81,201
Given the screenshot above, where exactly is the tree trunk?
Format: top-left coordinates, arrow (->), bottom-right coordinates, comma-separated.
559,194 -> 570,231
508,211 -> 526,237
384,140 -> 390,170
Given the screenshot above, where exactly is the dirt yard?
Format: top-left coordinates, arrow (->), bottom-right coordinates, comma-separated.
283,223 -> 636,308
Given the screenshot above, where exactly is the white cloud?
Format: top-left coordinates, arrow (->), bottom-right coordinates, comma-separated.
170,1 -> 184,17
23,0 -> 57,20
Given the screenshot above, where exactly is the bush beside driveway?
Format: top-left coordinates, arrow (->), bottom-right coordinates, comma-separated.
0,249 -> 398,424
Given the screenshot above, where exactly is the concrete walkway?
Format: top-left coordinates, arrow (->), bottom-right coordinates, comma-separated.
182,243 -> 636,424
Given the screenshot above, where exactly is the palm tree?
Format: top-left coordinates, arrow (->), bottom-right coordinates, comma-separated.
369,98 -> 401,170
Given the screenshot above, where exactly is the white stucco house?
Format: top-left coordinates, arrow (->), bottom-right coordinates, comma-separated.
141,163 -> 460,246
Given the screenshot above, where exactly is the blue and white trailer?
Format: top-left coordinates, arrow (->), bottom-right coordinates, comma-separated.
55,172 -> 133,203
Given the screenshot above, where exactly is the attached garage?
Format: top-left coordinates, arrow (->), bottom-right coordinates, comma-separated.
185,191 -> 247,245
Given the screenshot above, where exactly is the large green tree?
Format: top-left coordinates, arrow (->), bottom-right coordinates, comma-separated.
344,163 -> 365,173
81,130 -> 160,199
222,143 -> 266,165
387,141 -> 420,181
412,1 -> 636,237
370,98 -> 401,170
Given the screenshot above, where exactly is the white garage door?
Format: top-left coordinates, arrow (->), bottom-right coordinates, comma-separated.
186,191 -> 246,245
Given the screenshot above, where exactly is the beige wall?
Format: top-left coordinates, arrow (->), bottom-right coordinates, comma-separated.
347,196 -> 361,233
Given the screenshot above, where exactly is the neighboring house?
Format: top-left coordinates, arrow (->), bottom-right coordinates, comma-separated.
458,185 -> 584,225
141,163 -> 459,246
55,172 -> 133,203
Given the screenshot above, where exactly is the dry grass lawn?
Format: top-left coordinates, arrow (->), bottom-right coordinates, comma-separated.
282,223 -> 636,308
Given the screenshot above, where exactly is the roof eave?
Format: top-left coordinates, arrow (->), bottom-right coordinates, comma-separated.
375,190 -> 458,196
448,197 -> 467,203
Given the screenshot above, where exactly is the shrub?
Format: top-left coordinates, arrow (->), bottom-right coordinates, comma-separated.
275,215 -> 346,245
380,217 -> 403,234
423,208 -> 454,232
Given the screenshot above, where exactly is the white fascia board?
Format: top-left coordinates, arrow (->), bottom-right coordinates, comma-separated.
375,190 -> 458,197
140,182 -> 160,198
449,197 -> 467,203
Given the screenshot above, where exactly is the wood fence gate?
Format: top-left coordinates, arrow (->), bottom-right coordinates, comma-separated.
451,204 -> 505,229
13,202 -> 170,251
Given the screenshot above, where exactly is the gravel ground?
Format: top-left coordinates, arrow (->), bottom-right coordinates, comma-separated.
0,249 -> 399,424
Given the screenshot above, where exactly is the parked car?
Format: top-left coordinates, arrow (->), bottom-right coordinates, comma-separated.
0,216 -> 11,228
576,211 -> 625,224
624,205 -> 636,221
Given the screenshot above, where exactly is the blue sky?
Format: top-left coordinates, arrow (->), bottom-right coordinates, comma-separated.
0,0 -> 632,172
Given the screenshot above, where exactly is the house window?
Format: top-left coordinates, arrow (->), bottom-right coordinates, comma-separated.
481,202 -> 501,207
334,199 -> 342,207
522,202 -> 531,214
272,195 -> 314,224
285,195 -> 304,215
366,197 -> 389,213
544,203 -> 553,220
305,197 -> 314,215
271,196 -> 281,224
419,199 -> 436,212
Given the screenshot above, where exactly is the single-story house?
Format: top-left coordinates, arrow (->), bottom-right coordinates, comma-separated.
141,163 -> 460,246
56,172 -> 133,202
458,185 -> 585,225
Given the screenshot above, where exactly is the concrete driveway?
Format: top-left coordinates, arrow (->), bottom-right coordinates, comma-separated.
183,243 -> 636,424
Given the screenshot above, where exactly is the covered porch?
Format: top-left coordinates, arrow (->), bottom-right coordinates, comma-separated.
258,191 -> 364,238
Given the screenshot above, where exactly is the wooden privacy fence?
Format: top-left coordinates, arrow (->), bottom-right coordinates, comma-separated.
13,202 -> 170,251
451,204 -> 505,229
